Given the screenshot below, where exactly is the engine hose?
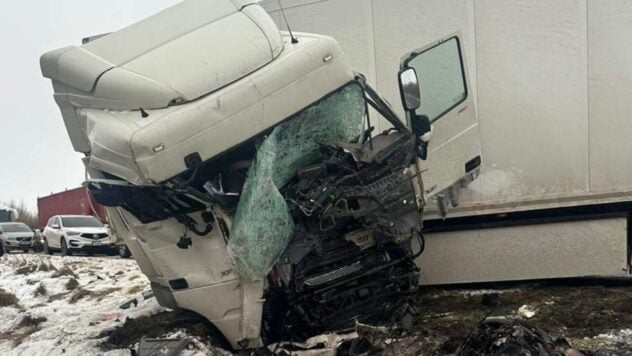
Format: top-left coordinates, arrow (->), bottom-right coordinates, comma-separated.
189,223 -> 213,236
176,215 -> 213,236
412,230 -> 425,259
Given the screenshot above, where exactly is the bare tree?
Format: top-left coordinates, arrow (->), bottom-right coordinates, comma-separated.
4,200 -> 39,229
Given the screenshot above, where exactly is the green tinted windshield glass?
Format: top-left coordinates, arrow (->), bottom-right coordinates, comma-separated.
227,82 -> 366,282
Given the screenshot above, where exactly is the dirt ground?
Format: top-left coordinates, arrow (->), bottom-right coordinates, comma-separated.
98,278 -> 632,355
388,279 -> 632,355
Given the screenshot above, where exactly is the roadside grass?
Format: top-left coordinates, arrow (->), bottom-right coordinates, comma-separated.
65,278 -> 79,290
2,315 -> 49,347
126,285 -> 144,295
36,261 -> 56,272
47,292 -> 71,303
33,283 -> 47,297
0,288 -> 20,308
69,287 -> 121,304
52,266 -> 77,278
15,265 -> 37,275
7,256 -> 57,276
10,326 -> 42,346
17,315 -> 47,329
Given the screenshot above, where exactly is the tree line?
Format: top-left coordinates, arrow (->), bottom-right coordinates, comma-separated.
3,200 -> 38,230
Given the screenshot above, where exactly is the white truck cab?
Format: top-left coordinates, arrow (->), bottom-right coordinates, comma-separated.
41,0 -> 480,350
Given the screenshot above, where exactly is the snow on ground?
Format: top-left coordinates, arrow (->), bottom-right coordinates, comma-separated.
0,253 -> 163,356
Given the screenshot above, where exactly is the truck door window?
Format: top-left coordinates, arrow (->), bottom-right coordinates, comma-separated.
407,37 -> 466,122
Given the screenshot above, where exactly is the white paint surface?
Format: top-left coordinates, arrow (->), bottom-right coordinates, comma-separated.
261,0 -> 632,213
416,217 -> 628,284
475,0 -> 589,202
588,0 -> 632,192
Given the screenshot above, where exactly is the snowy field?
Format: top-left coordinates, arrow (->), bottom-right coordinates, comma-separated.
0,254 -> 221,356
2,253 -> 632,355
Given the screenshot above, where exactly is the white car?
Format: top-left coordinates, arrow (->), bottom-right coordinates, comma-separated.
0,222 -> 35,253
43,215 -> 115,256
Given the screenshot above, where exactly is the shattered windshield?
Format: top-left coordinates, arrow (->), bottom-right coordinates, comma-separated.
227,82 -> 366,282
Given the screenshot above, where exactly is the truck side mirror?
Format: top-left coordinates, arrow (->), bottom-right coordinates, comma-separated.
398,68 -> 421,111
52,224 -> 60,229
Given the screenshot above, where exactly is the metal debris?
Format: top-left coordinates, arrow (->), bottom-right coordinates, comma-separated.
457,317 -> 583,355
136,337 -> 190,356
119,298 -> 138,310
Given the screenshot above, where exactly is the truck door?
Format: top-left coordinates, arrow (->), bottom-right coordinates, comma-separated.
398,33 -> 481,213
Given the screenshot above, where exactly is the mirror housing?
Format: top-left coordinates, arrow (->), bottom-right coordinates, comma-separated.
411,114 -> 431,140
411,114 -> 432,160
51,224 -> 60,229
398,68 -> 421,111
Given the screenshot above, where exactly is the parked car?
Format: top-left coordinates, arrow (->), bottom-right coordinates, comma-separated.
43,215 -> 116,256
0,222 -> 35,253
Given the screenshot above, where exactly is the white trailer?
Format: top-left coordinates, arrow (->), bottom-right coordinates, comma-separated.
260,0 -> 632,283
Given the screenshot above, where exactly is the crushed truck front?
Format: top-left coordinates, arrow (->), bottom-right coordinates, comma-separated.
40,0 -> 474,350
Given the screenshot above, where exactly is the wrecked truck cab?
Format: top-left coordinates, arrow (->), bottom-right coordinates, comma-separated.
82,75 -> 424,349
40,0 -> 480,350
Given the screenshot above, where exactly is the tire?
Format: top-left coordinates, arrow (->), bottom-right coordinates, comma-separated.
0,243 -> 4,257
118,245 -> 132,258
61,238 -> 72,256
43,239 -> 53,255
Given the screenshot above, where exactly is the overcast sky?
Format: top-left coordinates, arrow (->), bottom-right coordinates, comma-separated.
0,1 -> 180,211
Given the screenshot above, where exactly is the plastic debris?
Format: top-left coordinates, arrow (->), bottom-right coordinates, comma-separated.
268,332 -> 358,356
518,305 -> 536,319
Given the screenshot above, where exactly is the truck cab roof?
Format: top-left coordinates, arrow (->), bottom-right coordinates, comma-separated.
41,2 -> 354,184
41,0 -> 283,153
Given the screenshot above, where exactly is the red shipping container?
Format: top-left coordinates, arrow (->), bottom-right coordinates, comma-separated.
37,187 -> 106,229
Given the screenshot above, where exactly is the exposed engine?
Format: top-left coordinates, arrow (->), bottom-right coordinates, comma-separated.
262,131 -> 423,342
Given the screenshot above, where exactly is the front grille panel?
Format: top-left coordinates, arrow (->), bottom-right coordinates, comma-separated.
80,233 -> 108,240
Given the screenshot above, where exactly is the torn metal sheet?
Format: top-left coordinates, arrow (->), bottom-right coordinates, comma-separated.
137,337 -> 190,356
268,332 -> 358,356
